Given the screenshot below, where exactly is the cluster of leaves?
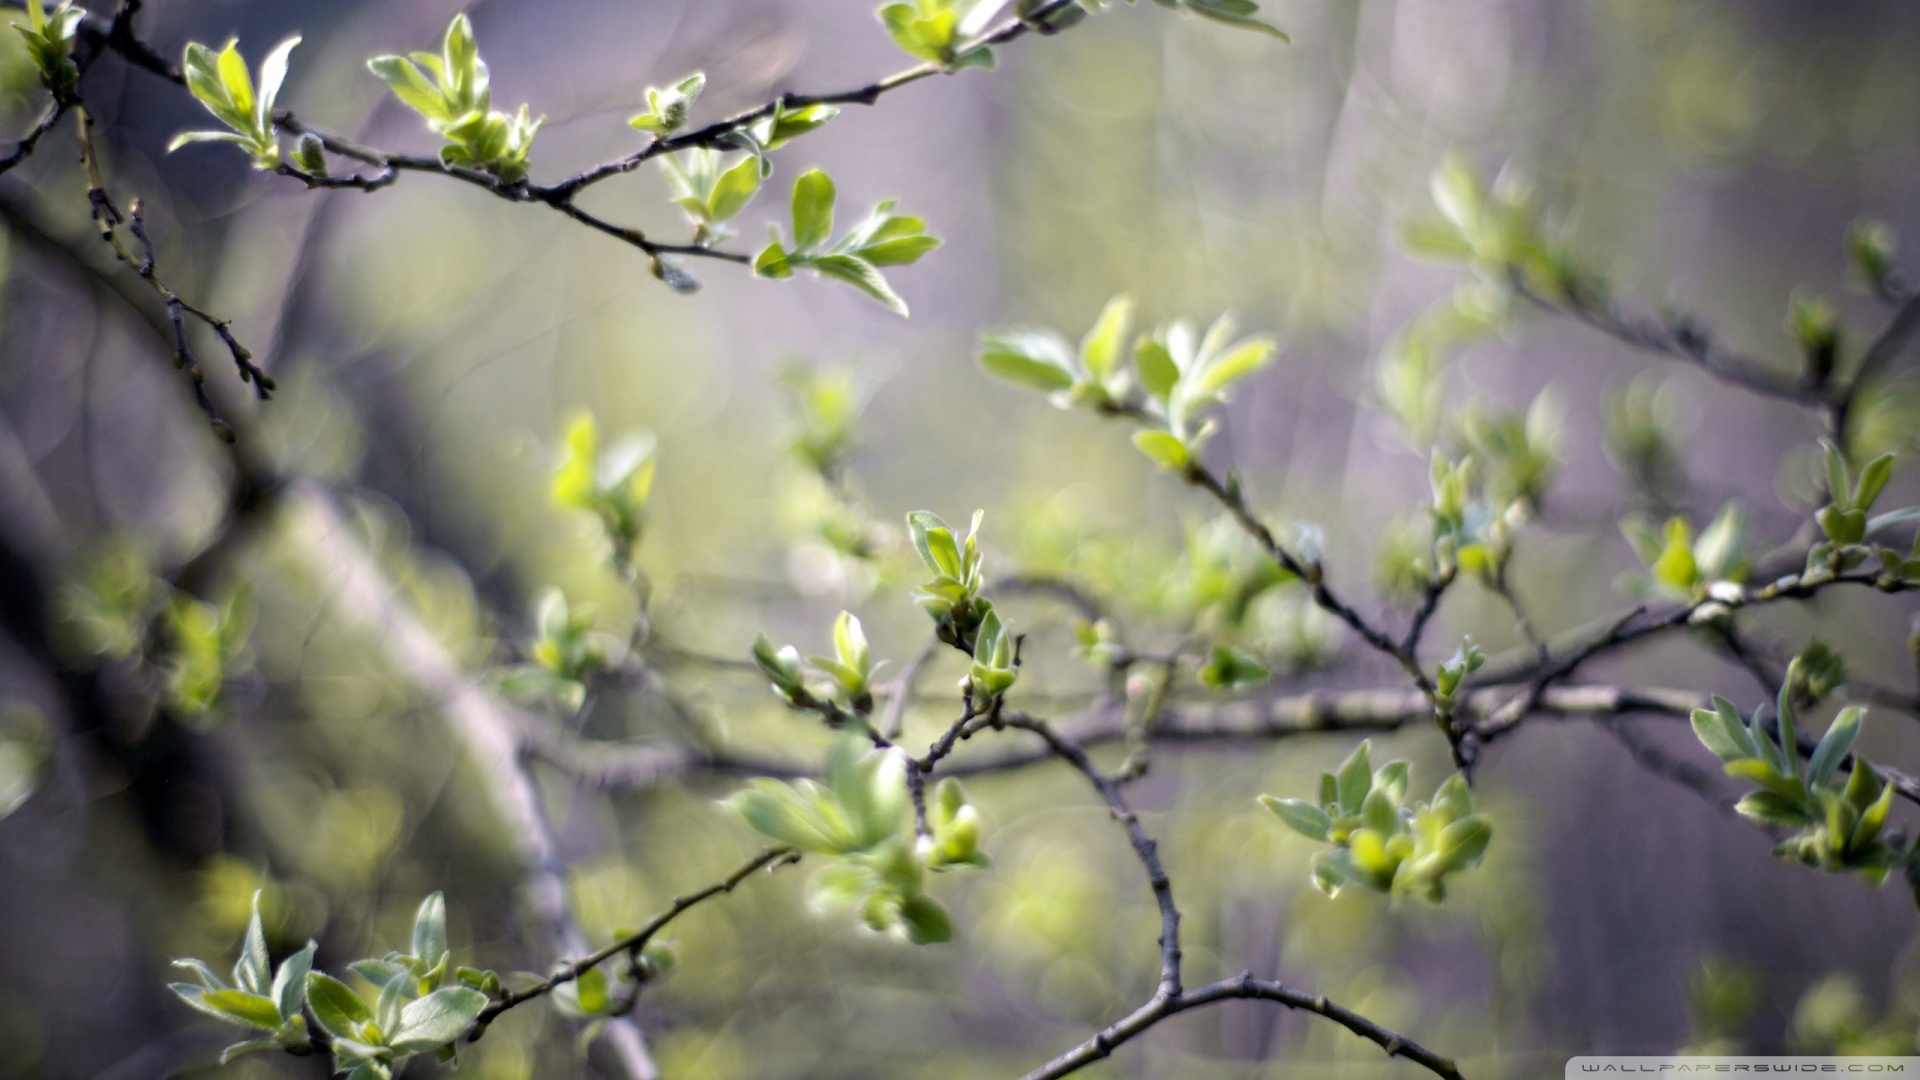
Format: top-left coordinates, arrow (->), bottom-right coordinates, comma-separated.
162,588 -> 254,720
1622,503 -> 1748,604
754,611 -> 883,714
1431,638 -> 1485,718
173,893 -> 493,1079
499,590 -> 619,711
904,510 -> 1017,699
977,297 -> 1278,473
1808,439 -> 1919,587
728,739 -> 984,943
173,36 -> 303,170
56,541 -> 252,721
873,0 -> 1285,72
1691,675 -> 1909,883
551,412 -> 658,568
755,170 -> 942,316
369,15 -> 543,182
877,0 -> 1006,69
10,0 -> 82,98
1260,740 -> 1493,903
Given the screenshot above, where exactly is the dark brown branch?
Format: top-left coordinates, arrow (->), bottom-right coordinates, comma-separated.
535,0 -> 1087,201
1833,287 -> 1920,436
1513,274 -> 1817,409
0,97 -> 69,175
1015,971 -> 1464,1080
999,711 -> 1183,997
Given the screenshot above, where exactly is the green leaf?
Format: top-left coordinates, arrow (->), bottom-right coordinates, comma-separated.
1432,815 -> 1492,872
167,130 -> 249,152
897,894 -> 953,945
1806,707 -> 1861,791
1079,295 -> 1132,383
1335,740 -> 1373,815
255,35 -> 300,121
1186,336 -> 1276,403
1697,703 -> 1758,760
201,989 -> 285,1030
978,340 -> 1075,393
236,892 -> 271,996
218,1038 -> 283,1065
1373,761 -> 1410,807
390,986 -> 488,1054
368,55 -> 451,122
1186,0 -> 1290,39
1259,795 -> 1331,840
754,240 -> 793,279
1131,430 -> 1189,471
1822,439 -> 1852,511
1360,788 -> 1400,836
804,253 -> 908,316
1734,790 -> 1812,828
792,169 -> 836,251
216,41 -> 256,121
707,154 -> 762,223
412,892 -> 449,975
271,942 -> 315,1023
1135,337 -> 1179,402
305,972 -> 373,1041
1853,452 -> 1895,513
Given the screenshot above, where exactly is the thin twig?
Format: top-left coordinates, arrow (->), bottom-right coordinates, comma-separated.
476,846 -> 799,1025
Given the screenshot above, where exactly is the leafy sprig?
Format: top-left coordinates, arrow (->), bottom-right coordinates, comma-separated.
754,170 -> 941,316
171,36 -> 302,169
368,14 -> 545,182
1692,665 -> 1911,883
1260,740 -> 1493,904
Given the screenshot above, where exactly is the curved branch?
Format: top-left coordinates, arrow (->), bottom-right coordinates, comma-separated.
1016,970 -> 1464,1080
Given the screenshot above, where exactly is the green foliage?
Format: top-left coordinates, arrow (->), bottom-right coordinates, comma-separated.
1621,503 -> 1749,602
58,538 -> 157,662
729,739 -> 980,944
876,0 -> 1001,68
1804,438 -> 1920,586
302,892 -> 492,1080
1129,313 -> 1277,471
1432,637 -> 1485,715
754,611 -> 886,712
0,704 -> 51,822
368,14 -> 544,182
754,170 -> 941,316
1197,644 -> 1268,689
810,611 -> 880,704
162,588 -> 253,720
968,607 -> 1020,699
499,590 -> 615,711
977,295 -> 1134,409
627,73 -> 705,136
171,36 -> 302,169
550,412 -> 657,566
9,0 -> 82,98
925,778 -> 988,869
976,300 -> 1276,472
1259,740 -> 1492,903
1846,219 -> 1899,298
906,509 -> 993,646
168,892 -> 316,1064
1690,676 -> 1910,883
660,148 -> 764,243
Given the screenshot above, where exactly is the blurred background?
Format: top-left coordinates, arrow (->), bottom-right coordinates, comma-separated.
2,0 -> 1920,1076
